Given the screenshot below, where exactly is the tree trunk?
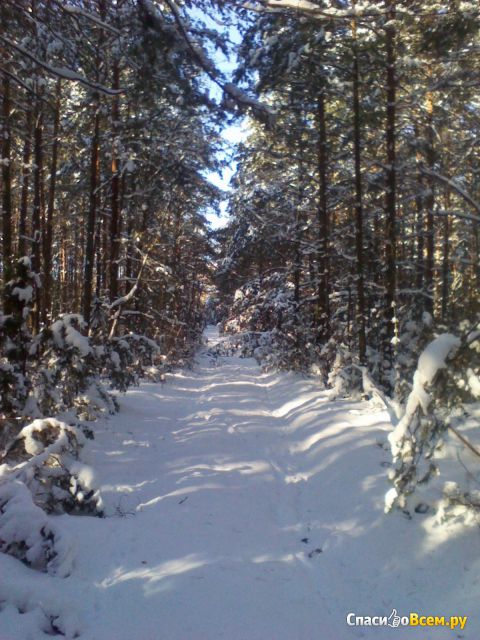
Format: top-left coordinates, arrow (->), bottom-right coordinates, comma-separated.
315,89 -> 330,339
440,189 -> 451,322
1,76 -> 13,310
384,0 -> 397,352
31,91 -> 44,332
42,79 -> 61,325
109,60 -> 121,302
18,110 -> 33,259
352,6 -> 367,364
414,124 -> 424,295
424,78 -> 435,316
83,100 -> 100,326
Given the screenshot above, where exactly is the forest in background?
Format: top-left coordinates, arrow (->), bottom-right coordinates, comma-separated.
0,1 -> 479,516
216,0 -> 479,390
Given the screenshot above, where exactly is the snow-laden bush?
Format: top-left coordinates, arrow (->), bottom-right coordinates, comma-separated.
28,314 -> 116,418
325,344 -> 362,399
1,418 -> 102,516
1,307 -> 170,432
107,333 -> 162,390
222,275 -> 323,371
386,322 -> 480,516
0,258 -> 37,447
0,479 -> 75,577
392,311 -> 434,403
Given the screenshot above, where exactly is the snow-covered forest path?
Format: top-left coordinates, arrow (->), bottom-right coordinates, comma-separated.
1,326 -> 477,639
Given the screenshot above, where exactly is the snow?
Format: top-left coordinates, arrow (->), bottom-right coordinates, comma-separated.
416,333 -> 461,387
389,333 -> 461,455
0,480 -> 75,578
50,315 -> 92,357
1,327 -> 478,639
11,284 -> 33,304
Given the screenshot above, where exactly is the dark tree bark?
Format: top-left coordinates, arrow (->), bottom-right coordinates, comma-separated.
414,125 -> 424,294
18,110 -> 32,259
384,0 -> 397,351
109,60 -> 121,302
42,78 -> 61,324
424,81 -> 436,316
83,97 -> 100,326
31,91 -> 44,332
1,76 -> 13,310
440,189 -> 451,322
315,89 -> 330,339
352,5 -> 367,364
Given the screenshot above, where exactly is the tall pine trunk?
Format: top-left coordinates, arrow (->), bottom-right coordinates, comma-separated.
384,0 -> 397,356
83,99 -> 100,326
109,60 -> 121,302
352,6 -> 367,364
31,91 -> 44,332
42,78 -> 61,324
315,90 -> 330,340
18,110 -> 33,259
1,76 -> 13,311
424,76 -> 435,316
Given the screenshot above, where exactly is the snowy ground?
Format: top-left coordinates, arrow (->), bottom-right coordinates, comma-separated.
1,326 -> 479,639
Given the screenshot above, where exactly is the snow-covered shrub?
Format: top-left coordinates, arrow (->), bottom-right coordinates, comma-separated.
0,479 -> 75,577
386,322 -> 480,516
1,310 -> 167,426
325,344 -> 362,398
222,275 -> 321,371
29,315 -> 104,417
393,311 -> 434,404
1,418 -> 102,516
0,258 -> 37,445
107,333 -> 162,391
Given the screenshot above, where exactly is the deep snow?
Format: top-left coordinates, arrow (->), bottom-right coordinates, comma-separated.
0,326 -> 479,639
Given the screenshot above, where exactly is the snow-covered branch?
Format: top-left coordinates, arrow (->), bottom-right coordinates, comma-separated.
1,36 -> 125,96
164,0 -> 274,125
58,2 -> 122,35
421,168 -> 480,220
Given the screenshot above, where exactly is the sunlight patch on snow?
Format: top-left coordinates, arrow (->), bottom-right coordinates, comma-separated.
289,423 -> 351,454
419,514 -> 473,555
173,460 -> 272,478
284,473 -> 309,484
271,397 -> 314,418
98,554 -> 207,591
136,484 -> 223,511
173,426 -> 224,443
101,479 -> 158,494
122,440 -> 150,447
251,552 -> 300,565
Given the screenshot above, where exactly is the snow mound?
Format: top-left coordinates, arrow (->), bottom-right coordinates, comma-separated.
2,418 -> 103,516
0,479 -> 75,577
389,333 -> 461,456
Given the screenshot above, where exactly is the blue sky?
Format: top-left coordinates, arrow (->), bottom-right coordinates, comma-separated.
188,6 -> 250,230
206,123 -> 248,229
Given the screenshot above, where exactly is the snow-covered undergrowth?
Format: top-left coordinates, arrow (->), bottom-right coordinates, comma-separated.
220,275 -> 326,373
1,261 -> 168,441
221,281 -> 480,523
0,418 -> 101,582
0,326 -> 479,639
0,480 -> 75,577
0,418 -> 101,637
1,418 -> 102,516
386,326 -> 480,521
